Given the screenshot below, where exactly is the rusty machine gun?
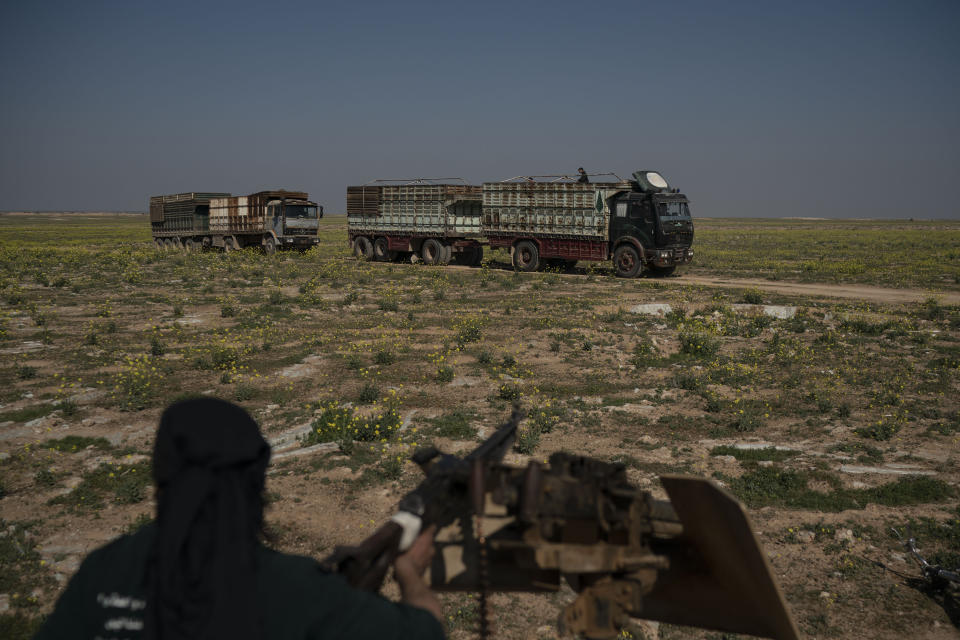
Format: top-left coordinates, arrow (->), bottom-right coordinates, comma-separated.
321,410 -> 800,639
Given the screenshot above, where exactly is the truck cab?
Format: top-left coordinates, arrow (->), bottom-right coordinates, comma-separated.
265,196 -> 323,251
608,170 -> 694,277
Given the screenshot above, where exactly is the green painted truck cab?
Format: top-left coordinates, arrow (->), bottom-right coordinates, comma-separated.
608,171 -> 694,277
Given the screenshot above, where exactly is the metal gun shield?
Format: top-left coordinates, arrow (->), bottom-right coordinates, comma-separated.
638,475 -> 801,640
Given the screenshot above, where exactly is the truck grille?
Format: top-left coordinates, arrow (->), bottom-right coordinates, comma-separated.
286,228 -> 316,236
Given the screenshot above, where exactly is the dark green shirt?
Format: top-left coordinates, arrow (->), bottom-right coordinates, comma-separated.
35,525 -> 444,639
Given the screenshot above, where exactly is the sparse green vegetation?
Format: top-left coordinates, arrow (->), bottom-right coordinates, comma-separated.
710,445 -> 798,462
0,612 -> 45,640
40,435 -> 113,452
49,462 -> 152,511
301,394 -> 404,452
678,329 -> 720,358
1,214 -> 958,638
0,403 -> 57,424
426,410 -> 477,439
726,466 -> 954,511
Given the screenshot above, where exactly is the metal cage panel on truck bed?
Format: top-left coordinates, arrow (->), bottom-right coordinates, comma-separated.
481,182 -> 630,240
210,196 -> 264,233
347,185 -> 483,236
150,192 -> 230,234
208,191 -> 308,234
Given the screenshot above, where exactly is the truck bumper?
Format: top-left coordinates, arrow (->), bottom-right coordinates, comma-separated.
282,236 -> 320,249
650,247 -> 694,267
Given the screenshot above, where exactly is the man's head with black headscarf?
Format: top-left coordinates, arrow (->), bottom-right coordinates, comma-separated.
148,398 -> 270,640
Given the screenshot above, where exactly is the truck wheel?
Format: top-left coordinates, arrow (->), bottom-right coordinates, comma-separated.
650,265 -> 676,277
613,245 -> 642,278
471,246 -> 484,267
373,237 -> 391,262
513,241 -> 540,272
185,239 -> 197,252
439,243 -> 452,265
353,237 -> 373,261
264,237 -> 277,255
163,238 -> 174,250
421,238 -> 443,265
154,239 -> 164,251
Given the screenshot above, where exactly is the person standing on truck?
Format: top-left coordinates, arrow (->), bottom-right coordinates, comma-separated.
576,168 -> 589,184
35,398 -> 445,640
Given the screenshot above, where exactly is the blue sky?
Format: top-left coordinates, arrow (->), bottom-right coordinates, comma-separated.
1,0 -> 958,217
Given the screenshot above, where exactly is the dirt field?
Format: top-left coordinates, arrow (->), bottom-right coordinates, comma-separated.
1,214 -> 959,639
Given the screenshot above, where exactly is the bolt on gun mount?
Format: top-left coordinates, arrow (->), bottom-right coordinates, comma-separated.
321,411 -> 800,639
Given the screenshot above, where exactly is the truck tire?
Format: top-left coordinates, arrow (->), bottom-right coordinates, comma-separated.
439,243 -> 452,265
353,237 -> 373,261
154,239 -> 164,251
185,238 -> 197,252
421,238 -> 443,265
264,237 -> 277,255
373,237 -> 392,262
471,246 -> 484,267
650,265 -> 676,277
613,245 -> 642,278
163,238 -> 174,250
513,240 -> 540,272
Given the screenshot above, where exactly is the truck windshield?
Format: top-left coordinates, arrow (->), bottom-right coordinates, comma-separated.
657,202 -> 691,220
286,205 -> 318,219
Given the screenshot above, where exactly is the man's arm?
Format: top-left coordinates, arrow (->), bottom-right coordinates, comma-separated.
393,525 -> 443,624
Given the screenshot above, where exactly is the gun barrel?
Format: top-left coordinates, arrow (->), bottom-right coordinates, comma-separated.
465,407 -> 523,463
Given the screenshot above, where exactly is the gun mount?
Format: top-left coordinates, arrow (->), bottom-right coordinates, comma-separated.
429,452 -> 799,639
323,411 -> 799,639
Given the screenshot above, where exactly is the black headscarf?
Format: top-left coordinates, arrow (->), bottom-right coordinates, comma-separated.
146,398 -> 270,640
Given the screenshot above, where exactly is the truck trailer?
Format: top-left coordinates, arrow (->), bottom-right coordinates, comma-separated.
150,190 -> 323,253
346,171 -> 693,277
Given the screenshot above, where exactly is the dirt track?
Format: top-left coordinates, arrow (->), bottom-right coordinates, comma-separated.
444,259 -> 960,306
676,275 -> 960,306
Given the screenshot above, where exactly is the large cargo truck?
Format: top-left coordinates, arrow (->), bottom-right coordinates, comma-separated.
346,171 -> 693,277
150,190 -> 323,253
